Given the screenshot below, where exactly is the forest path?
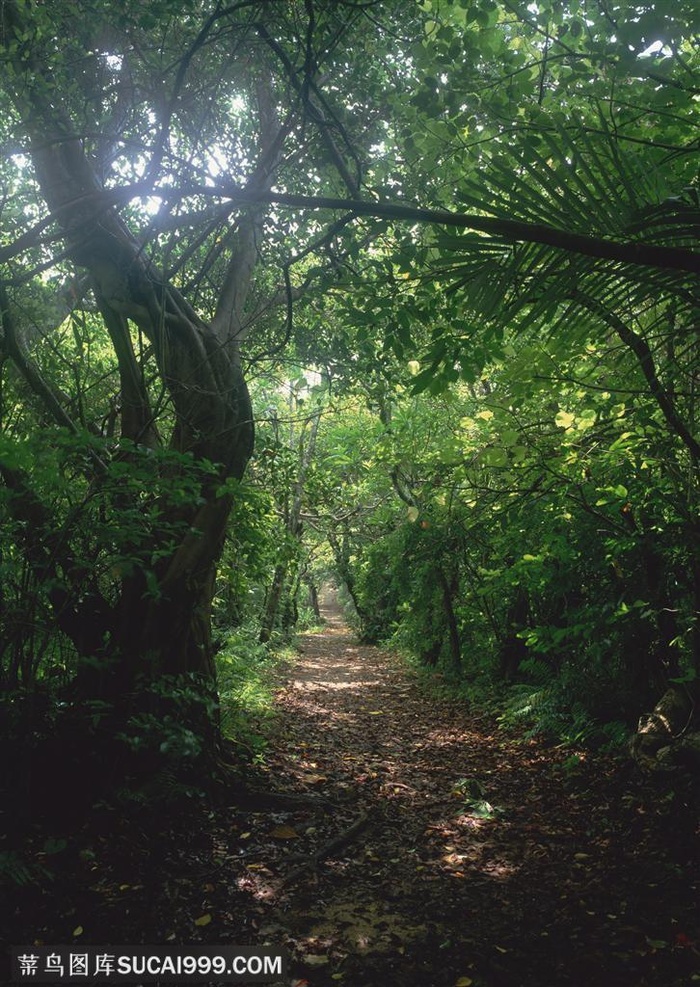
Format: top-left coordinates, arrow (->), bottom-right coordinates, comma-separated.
250,591 -> 698,986
6,593 -> 697,987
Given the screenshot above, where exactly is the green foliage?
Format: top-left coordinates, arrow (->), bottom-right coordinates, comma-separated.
213,475 -> 279,629
327,293 -> 698,742
116,673 -> 216,765
0,427 -> 224,692
0,846 -> 54,888
498,683 -> 629,753
1,0 -> 699,807
320,0 -> 700,740
216,626 -> 288,758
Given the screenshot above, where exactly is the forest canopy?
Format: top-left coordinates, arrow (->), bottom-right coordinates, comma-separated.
0,0 -> 699,809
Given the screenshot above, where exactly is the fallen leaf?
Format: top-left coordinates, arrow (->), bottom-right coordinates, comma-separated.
302,954 -> 329,967
455,978 -> 474,986
72,926 -> 83,938
269,824 -> 300,839
194,914 -> 212,927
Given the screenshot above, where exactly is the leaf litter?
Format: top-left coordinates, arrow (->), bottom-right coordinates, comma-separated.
6,598 -> 699,986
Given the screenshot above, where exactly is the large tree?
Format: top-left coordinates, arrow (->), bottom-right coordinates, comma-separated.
0,0 -> 408,748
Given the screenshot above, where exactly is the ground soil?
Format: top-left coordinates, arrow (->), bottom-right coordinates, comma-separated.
4,591 -> 700,986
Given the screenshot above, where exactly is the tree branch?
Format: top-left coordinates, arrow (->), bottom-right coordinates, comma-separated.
211,69 -> 288,345
93,291 -> 159,448
0,284 -> 78,433
255,19 -> 362,197
216,189 -> 699,274
573,290 -> 700,462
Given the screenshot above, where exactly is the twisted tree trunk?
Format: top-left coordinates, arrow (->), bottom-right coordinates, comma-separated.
0,0 -> 277,750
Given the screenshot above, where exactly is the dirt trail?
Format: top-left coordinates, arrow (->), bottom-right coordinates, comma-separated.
250,591 -> 699,986
5,593 -> 697,987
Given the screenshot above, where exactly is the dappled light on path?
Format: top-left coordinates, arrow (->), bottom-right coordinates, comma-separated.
10,591 -> 694,987
254,592 -> 699,986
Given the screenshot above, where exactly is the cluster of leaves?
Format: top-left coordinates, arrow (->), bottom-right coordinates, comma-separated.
323,317 -> 698,743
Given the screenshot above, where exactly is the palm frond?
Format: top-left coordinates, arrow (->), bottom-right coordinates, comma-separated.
430,121 -> 697,344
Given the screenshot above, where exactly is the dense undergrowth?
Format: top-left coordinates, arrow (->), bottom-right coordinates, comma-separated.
217,624 -> 309,760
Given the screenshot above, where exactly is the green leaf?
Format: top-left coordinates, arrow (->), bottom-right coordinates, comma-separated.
482,448 -> 508,467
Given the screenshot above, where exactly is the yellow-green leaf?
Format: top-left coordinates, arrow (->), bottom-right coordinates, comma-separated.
482,448 -> 507,467
555,410 -> 575,429
194,913 -> 212,927
269,824 -> 300,840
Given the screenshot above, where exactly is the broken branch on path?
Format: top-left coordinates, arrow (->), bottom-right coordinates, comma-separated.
280,810 -> 371,887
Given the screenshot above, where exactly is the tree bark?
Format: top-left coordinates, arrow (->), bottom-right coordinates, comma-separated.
328,528 -> 368,630
0,0 -> 279,750
437,567 -> 462,671
260,412 -> 320,643
306,578 -> 321,621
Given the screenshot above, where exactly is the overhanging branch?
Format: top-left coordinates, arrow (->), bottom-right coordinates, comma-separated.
4,182 -> 697,277
219,189 -> 699,275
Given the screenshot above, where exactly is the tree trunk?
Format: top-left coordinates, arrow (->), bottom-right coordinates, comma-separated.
259,412 -> 320,643
437,567 -> 462,671
328,528 -> 369,630
306,579 -> 321,621
0,0 -> 278,763
498,586 -> 530,682
259,564 -> 288,645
